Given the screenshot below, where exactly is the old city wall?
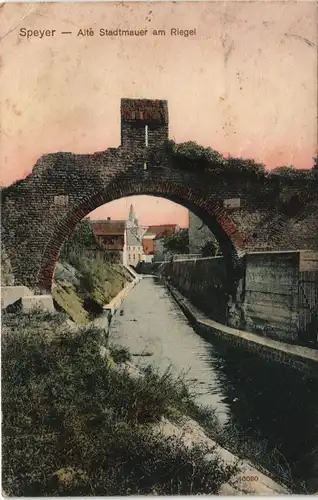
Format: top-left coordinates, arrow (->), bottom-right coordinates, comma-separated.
1,153 -> 252,291
189,184 -> 318,254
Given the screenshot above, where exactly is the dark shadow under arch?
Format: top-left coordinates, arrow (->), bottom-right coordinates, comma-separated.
37,179 -> 245,292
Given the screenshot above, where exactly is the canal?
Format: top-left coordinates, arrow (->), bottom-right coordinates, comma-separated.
109,277 -> 318,492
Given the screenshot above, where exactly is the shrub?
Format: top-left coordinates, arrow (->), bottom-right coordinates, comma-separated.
109,345 -> 132,363
167,140 -> 265,178
200,239 -> 218,257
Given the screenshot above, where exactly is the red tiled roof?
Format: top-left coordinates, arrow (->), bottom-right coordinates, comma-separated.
145,224 -> 178,237
92,220 -> 125,236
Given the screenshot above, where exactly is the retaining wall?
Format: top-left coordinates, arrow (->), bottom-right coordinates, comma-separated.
166,257 -> 229,323
168,284 -> 318,377
164,251 -> 318,346
242,252 -> 299,341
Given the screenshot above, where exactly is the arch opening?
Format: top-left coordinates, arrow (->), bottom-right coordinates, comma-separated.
37,179 -> 245,292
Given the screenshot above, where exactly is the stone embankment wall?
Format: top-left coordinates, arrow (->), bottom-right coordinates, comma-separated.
167,284 -> 318,377
165,257 -> 229,324
164,250 -> 318,346
241,252 -> 299,341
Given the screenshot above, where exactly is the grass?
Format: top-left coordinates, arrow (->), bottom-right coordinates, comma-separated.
52,282 -> 90,324
53,252 -> 132,324
2,310 -> 238,496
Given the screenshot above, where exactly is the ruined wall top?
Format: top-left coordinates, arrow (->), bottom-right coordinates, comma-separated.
120,98 -> 168,125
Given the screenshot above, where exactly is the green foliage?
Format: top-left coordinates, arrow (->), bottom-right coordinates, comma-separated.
60,219 -> 97,261
168,140 -> 226,171
1,242 -> 14,286
108,345 -> 132,364
226,156 -> 265,177
67,252 -> 131,306
163,229 -> 189,254
268,165 -> 315,180
167,140 -> 265,177
57,219 -> 132,320
200,240 -> 218,257
2,311 -> 237,496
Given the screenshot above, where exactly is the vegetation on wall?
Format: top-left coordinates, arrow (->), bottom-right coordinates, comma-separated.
167,140 -> 317,181
0,178 -> 27,203
268,164 -> 316,180
167,140 -> 266,177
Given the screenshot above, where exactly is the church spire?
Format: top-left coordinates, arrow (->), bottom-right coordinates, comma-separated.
126,204 -> 138,228
128,204 -> 136,222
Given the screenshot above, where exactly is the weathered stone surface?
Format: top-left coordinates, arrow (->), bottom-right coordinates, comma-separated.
1,285 -> 33,309
21,295 -> 55,312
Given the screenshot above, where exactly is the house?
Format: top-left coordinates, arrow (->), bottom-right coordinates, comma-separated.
144,224 -> 178,262
125,205 -> 146,266
126,227 -> 144,266
142,232 -> 156,263
91,218 -> 126,262
145,224 -> 179,238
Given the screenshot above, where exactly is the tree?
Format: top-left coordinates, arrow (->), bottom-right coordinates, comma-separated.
225,156 -> 265,177
270,165 -> 298,176
200,240 -> 218,257
60,218 -> 97,260
163,229 -> 189,254
168,140 -> 226,171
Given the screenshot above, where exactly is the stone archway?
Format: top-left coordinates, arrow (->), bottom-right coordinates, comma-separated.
36,178 -> 244,291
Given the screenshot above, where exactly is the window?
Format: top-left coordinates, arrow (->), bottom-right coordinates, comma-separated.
54,194 -> 69,206
223,198 -> 241,209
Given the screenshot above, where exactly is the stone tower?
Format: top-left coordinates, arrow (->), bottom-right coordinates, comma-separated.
120,98 -> 169,167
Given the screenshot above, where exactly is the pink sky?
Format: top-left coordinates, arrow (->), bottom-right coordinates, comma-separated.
0,1 -> 317,226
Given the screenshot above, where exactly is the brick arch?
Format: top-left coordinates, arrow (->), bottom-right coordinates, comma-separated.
37,178 -> 245,291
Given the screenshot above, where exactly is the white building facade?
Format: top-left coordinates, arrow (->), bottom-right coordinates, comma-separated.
125,205 -> 145,267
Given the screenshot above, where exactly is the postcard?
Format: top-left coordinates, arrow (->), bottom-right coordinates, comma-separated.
1,0 -> 317,496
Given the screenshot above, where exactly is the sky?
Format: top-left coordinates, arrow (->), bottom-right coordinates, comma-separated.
0,1 -> 317,226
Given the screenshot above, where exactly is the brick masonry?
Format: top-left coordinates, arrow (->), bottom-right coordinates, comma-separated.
1,98 -> 317,292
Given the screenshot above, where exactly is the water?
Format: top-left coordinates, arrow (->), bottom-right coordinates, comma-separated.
109,277 -> 318,491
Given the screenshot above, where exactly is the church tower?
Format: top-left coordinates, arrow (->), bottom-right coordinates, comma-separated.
126,204 -> 138,229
